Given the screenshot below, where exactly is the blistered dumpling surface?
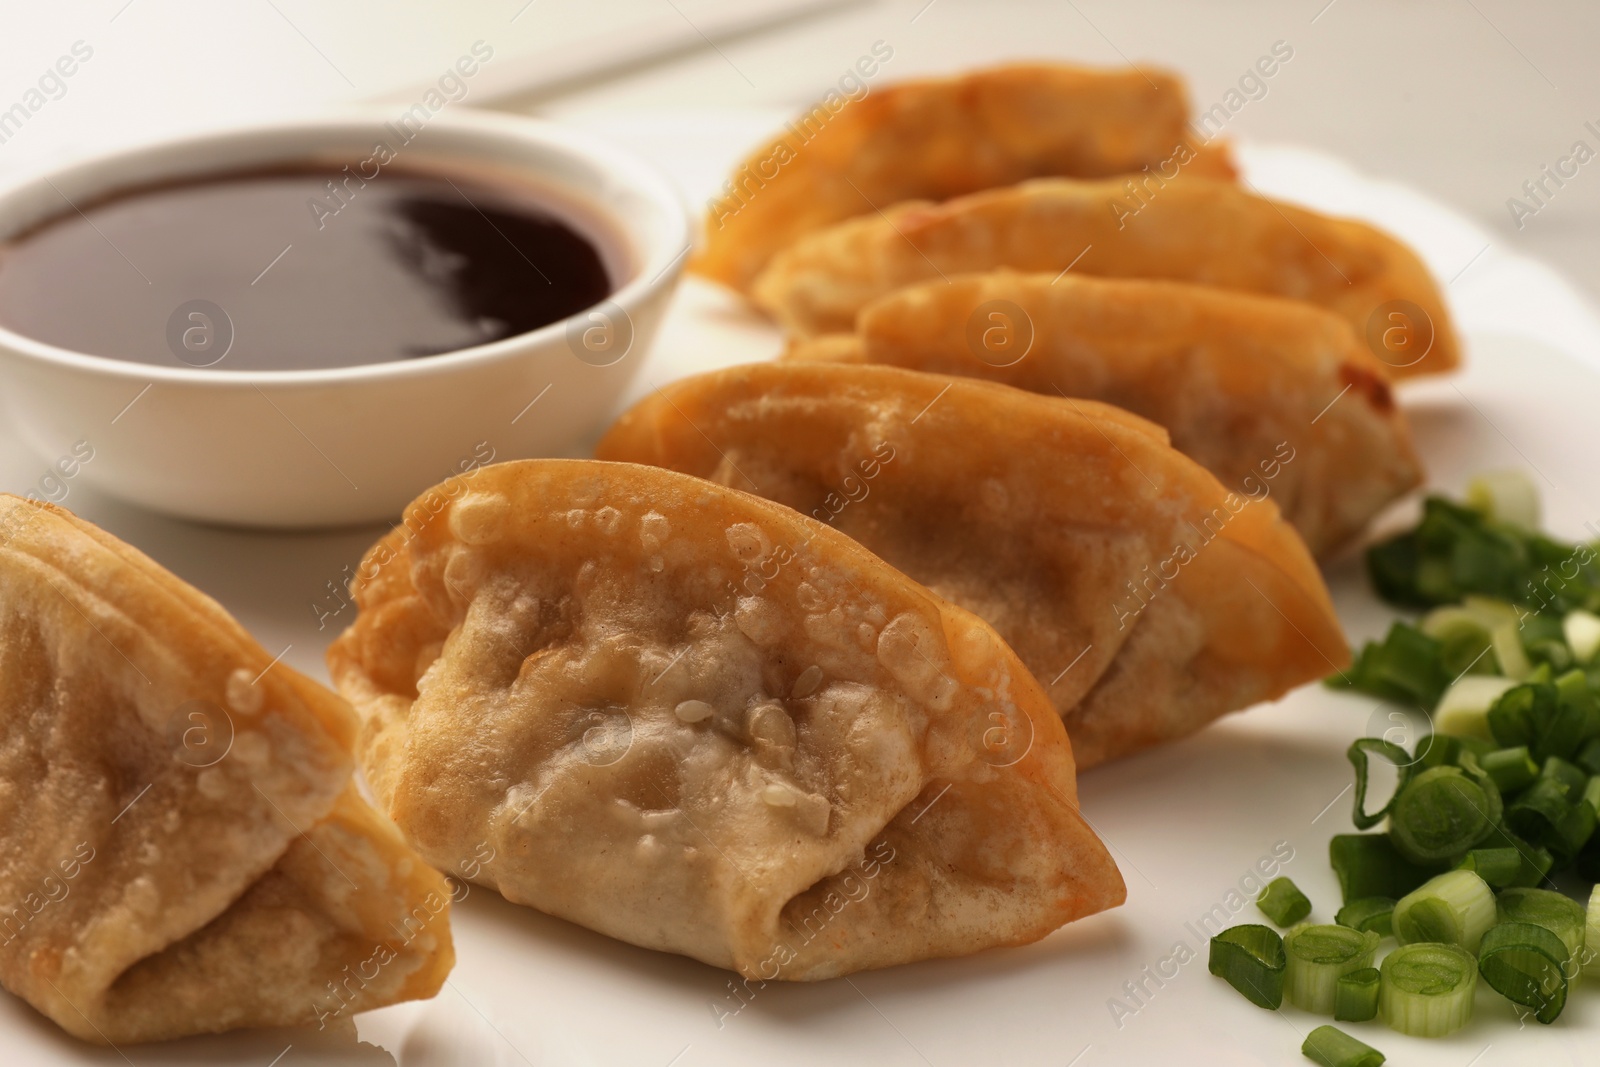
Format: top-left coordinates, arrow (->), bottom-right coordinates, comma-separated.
750,176 -> 1458,379
786,270 -> 1424,556
598,363 -> 1351,767
693,62 -> 1234,292
329,460 -> 1123,978
0,496 -> 452,1045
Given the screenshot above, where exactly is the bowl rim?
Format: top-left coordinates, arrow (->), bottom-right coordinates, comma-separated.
0,107 -> 691,388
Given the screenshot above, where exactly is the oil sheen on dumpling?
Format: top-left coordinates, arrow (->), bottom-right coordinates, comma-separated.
693,61 -> 1236,292
597,363 -> 1351,768
786,270 -> 1424,556
327,459 -> 1124,980
0,497 -> 452,1045
751,176 -> 1458,379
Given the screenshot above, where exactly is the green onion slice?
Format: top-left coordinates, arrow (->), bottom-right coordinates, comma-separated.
1584,776 -> 1600,818
1334,967 -> 1381,1023
1479,746 -> 1538,794
1490,679 -> 1594,762
1329,834 -> 1432,903
1301,1024 -> 1385,1067
1453,847 -> 1522,888
1433,675 -> 1513,741
1539,754 -> 1588,798
1492,621 -> 1533,679
1257,876 -> 1312,927
1209,924 -> 1286,1010
1388,765 -> 1500,864
1413,732 -> 1463,770
1578,736 -> 1600,776
1496,887 -> 1586,965
1489,683 -> 1556,751
1347,739 -> 1411,830
1334,896 -> 1395,938
1284,925 -> 1380,1014
1379,942 -> 1477,1037
1564,609 -> 1600,664
1509,776 -> 1598,859
1474,824 -> 1556,888
1584,884 -> 1600,978
1392,870 -> 1496,952
1466,469 -> 1540,529
1477,921 -> 1570,1024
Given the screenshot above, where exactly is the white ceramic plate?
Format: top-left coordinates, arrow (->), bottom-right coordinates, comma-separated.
2,113 -> 1598,1066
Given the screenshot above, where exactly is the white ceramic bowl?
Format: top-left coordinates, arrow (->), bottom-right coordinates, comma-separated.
0,110 -> 689,527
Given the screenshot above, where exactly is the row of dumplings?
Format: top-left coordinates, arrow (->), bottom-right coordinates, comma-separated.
336,60 -> 1420,1010
0,63 -> 1447,1046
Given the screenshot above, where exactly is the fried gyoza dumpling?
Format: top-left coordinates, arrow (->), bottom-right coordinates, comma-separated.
786,271 -> 1424,556
0,497 -> 453,1044
597,364 -> 1350,767
693,62 -> 1235,292
751,177 -> 1458,378
326,460 -> 1123,979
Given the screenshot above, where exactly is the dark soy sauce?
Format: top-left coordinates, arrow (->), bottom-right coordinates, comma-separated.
0,164 -> 617,370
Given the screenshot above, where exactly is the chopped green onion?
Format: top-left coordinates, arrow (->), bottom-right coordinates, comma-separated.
1584,884 -> 1600,978
1346,739 -> 1410,830
1553,667 -> 1597,739
1335,896 -> 1395,937
1454,750 -> 1506,823
1420,604 -> 1489,641
1413,732 -> 1463,770
1577,736 -> 1600,776
1539,754 -> 1588,798
1379,942 -> 1477,1036
1412,732 -> 1494,773
1257,876 -> 1312,927
1209,924 -> 1286,1009
1364,493 -> 1600,613
1479,746 -> 1539,793
1463,595 -> 1524,626
1475,824 -> 1556,888
1453,847 -> 1523,887
1334,967 -> 1381,1023
1492,621 -> 1532,680
1301,1024 -> 1384,1067
1584,776 -> 1600,818
1488,682 -> 1545,749
1329,834 -> 1433,903
1508,776 -> 1597,859
1332,623 -> 1449,707
1529,637 -> 1576,672
1496,887 -> 1586,966
1434,675 -> 1517,740
1490,674 -> 1596,762
1388,765 -> 1500,864
1564,609 -> 1600,664
1421,606 -> 1497,681
1392,870 -> 1496,952
1284,925 -> 1381,1014
1477,921 -> 1570,1024
1466,469 -> 1540,530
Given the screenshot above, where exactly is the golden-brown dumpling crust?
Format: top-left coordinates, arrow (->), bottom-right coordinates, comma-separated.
597,364 -> 1351,768
787,271 -> 1424,556
327,459 -> 1124,980
0,497 -> 452,1044
752,177 -> 1458,379
693,62 -> 1236,292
